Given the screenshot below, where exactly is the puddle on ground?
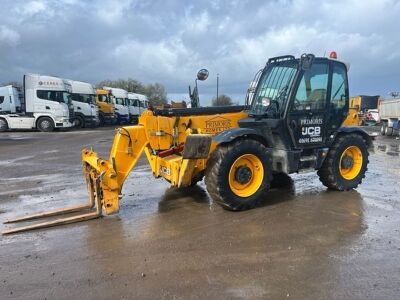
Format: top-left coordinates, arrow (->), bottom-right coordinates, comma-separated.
375,143 -> 400,156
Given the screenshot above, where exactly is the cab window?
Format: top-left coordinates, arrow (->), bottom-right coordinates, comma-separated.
293,63 -> 329,111
330,63 -> 347,109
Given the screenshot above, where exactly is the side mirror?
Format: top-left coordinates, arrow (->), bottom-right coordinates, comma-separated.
197,69 -> 209,81
300,53 -> 315,70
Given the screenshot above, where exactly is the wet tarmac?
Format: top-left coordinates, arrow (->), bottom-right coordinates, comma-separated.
0,127 -> 399,299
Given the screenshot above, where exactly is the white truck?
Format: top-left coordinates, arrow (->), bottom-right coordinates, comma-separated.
68,80 -> 100,128
127,92 -> 144,124
137,93 -> 149,114
0,74 -> 74,132
103,87 -> 130,124
0,85 -> 22,114
380,98 -> 400,136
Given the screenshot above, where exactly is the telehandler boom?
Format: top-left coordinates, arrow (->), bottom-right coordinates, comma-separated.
3,53 -> 372,234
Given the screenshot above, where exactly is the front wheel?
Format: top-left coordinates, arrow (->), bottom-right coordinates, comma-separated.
37,117 -> 55,132
205,139 -> 272,211
0,118 -> 8,132
318,134 -> 369,190
74,116 -> 85,128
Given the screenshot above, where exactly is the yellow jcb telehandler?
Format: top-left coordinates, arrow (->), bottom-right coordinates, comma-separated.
3,53 -> 372,234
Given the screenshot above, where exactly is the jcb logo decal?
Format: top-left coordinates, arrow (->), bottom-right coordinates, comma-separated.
302,126 -> 321,137
160,166 -> 171,176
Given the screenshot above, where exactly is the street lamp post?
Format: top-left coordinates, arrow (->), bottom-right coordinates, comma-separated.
216,73 -> 219,102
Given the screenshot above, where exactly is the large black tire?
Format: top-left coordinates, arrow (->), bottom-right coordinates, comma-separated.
205,139 -> 272,211
37,117 -> 55,132
380,122 -> 387,135
74,115 -> 85,128
385,126 -> 393,136
0,118 -> 8,132
318,134 -> 369,191
99,114 -> 105,126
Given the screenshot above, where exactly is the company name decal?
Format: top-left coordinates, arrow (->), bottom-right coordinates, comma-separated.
204,116 -> 232,134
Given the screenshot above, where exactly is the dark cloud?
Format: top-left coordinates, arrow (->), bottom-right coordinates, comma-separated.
1,0 -> 400,104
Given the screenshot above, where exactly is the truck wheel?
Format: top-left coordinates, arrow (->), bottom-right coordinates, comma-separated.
385,126 -> 393,136
380,122 -> 387,135
99,114 -> 105,126
37,117 -> 55,132
205,139 -> 272,211
0,118 -> 8,132
317,134 -> 369,191
74,116 -> 85,128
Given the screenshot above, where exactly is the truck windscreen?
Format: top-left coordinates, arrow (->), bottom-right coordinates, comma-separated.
37,90 -> 72,105
71,94 -> 96,104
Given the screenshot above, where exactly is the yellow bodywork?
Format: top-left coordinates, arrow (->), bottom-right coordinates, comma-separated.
343,96 -> 363,126
82,109 -> 248,215
96,89 -> 115,115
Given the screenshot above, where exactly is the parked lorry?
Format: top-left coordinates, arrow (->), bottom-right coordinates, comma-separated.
104,87 -> 130,124
138,93 -> 149,113
67,80 -> 99,128
0,74 -> 74,132
0,85 -> 22,114
379,98 -> 400,136
127,92 -> 141,124
96,89 -> 116,125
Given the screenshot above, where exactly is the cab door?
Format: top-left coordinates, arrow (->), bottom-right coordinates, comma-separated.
286,61 -> 330,149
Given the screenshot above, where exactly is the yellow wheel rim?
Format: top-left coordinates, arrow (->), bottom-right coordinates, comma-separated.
339,146 -> 363,180
228,154 -> 264,197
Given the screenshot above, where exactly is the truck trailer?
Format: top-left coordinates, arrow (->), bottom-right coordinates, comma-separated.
380,98 -> 400,136
0,74 -> 74,132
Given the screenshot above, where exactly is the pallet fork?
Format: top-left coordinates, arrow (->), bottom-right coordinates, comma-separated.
2,167 -> 103,235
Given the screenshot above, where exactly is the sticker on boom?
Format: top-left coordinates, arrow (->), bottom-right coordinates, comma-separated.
204,116 -> 232,134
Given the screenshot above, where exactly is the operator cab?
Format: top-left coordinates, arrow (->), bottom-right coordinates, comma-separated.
243,53 -> 349,151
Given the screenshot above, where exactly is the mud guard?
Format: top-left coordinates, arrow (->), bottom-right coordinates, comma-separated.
335,127 -> 374,150
213,128 -> 267,145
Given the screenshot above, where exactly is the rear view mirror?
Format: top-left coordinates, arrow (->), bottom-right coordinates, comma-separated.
197,69 -> 209,81
300,53 -> 315,70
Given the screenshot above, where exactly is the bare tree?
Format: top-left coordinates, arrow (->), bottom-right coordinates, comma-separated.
144,83 -> 167,106
211,94 -> 233,106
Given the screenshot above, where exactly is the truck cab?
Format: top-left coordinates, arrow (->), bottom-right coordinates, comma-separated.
138,94 -> 149,114
68,80 -> 99,128
104,87 -> 130,124
0,85 -> 22,114
0,74 -> 74,132
127,92 -> 142,124
96,89 -> 116,125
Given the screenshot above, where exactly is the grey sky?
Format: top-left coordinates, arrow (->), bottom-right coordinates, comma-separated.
1,0 -> 399,104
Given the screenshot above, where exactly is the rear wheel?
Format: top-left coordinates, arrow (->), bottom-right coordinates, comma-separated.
37,117 -> 55,132
385,126 -> 393,136
205,139 -> 272,210
318,134 -> 369,190
0,118 -> 8,132
380,122 -> 387,135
